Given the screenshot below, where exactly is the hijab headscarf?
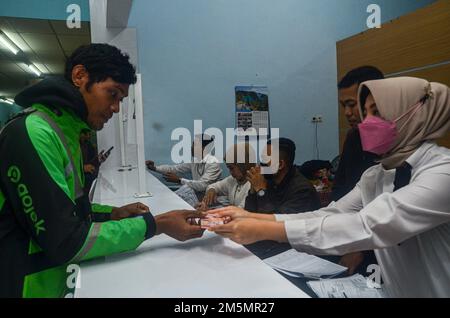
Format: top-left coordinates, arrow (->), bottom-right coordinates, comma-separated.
358,77 -> 450,169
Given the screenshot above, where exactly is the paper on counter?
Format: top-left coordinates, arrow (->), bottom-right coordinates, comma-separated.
307,274 -> 386,298
264,249 -> 347,279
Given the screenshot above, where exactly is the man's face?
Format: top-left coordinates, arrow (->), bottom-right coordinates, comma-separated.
191,140 -> 204,160
83,79 -> 129,130
339,83 -> 360,128
73,66 -> 129,130
260,144 -> 281,177
227,164 -> 245,183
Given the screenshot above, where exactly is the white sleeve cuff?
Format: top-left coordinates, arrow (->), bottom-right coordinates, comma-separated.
284,219 -> 313,253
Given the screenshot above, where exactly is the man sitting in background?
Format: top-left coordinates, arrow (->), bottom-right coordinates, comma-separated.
146,134 -> 222,203
244,138 -> 321,215
198,142 -> 256,210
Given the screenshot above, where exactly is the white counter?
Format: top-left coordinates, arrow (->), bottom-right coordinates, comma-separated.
75,168 -> 309,298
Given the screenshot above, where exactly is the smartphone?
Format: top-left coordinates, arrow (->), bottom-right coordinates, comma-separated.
105,146 -> 114,156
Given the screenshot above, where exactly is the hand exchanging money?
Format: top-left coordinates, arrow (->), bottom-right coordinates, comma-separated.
187,213 -> 231,229
205,206 -> 252,221
155,210 -> 205,241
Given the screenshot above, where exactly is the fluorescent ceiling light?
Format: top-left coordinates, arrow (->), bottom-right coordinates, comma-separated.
0,33 -> 19,55
2,98 -> 14,105
28,64 -> 42,77
6,98 -> 14,104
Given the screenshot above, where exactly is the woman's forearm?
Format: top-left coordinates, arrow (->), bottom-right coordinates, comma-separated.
260,221 -> 288,243
247,212 -> 276,221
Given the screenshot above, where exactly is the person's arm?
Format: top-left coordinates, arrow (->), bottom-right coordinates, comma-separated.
90,203 -> 113,222
207,176 -> 232,197
0,116 -> 157,265
181,163 -> 222,192
284,168 -> 450,256
274,179 -> 364,222
156,163 -> 192,175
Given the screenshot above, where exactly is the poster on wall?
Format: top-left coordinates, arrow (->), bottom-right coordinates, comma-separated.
235,86 -> 270,135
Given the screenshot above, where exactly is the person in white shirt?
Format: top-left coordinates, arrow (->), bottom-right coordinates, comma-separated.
207,77 -> 450,298
146,134 -> 222,193
198,143 -> 256,209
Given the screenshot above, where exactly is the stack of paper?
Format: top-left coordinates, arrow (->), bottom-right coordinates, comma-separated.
263,249 -> 347,279
307,274 -> 386,298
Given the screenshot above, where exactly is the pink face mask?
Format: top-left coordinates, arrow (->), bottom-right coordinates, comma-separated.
358,96 -> 428,156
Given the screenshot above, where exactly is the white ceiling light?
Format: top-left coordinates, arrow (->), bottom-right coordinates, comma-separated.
6,98 -> 15,104
28,64 -> 42,77
0,33 -> 19,55
1,98 -> 14,105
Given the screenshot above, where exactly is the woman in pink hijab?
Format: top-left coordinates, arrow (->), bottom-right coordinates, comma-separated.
207,77 -> 450,297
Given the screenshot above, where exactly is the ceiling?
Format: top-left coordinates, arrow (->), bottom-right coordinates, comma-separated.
0,17 -> 91,99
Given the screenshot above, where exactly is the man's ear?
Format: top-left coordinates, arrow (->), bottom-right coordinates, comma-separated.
71,65 -> 89,88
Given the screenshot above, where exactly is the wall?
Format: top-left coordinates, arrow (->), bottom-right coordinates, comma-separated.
0,102 -> 22,128
0,0 -> 90,21
128,0 -> 435,166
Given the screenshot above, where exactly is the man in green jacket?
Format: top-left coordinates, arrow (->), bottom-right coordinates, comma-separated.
0,44 -> 204,298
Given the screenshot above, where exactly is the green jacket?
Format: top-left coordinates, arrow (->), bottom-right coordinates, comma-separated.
0,78 -> 156,298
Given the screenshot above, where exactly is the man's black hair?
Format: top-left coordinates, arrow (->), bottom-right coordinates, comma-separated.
338,66 -> 384,90
268,138 -> 296,168
65,43 -> 137,89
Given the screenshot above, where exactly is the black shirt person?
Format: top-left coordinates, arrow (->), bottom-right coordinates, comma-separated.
332,66 -> 384,275
245,138 -> 321,214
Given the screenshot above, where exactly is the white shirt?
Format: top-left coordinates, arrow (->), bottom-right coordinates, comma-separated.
156,153 -> 222,192
206,176 -> 251,208
276,142 -> 450,297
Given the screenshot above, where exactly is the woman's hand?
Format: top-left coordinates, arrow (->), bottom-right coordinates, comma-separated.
208,218 -> 267,245
339,252 -> 365,275
205,206 -> 251,221
209,218 -> 288,245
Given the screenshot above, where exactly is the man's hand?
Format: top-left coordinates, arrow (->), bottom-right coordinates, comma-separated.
84,164 -> 96,174
111,202 -> 150,221
339,252 -> 365,275
163,172 -> 181,184
98,150 -> 107,163
145,160 -> 156,171
202,189 -> 217,207
208,218 -> 267,245
195,201 -> 208,212
246,166 -> 268,192
155,210 -> 205,241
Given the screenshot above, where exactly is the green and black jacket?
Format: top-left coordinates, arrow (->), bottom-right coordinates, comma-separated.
0,78 -> 156,298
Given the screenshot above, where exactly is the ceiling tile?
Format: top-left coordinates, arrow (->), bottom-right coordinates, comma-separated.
59,35 -> 91,54
7,17 -> 53,34
21,33 -> 60,52
50,20 -> 91,36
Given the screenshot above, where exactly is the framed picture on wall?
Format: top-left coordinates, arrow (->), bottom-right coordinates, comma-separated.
235,86 -> 270,136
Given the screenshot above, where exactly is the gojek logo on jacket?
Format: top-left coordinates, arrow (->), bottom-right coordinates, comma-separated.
8,166 -> 46,235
